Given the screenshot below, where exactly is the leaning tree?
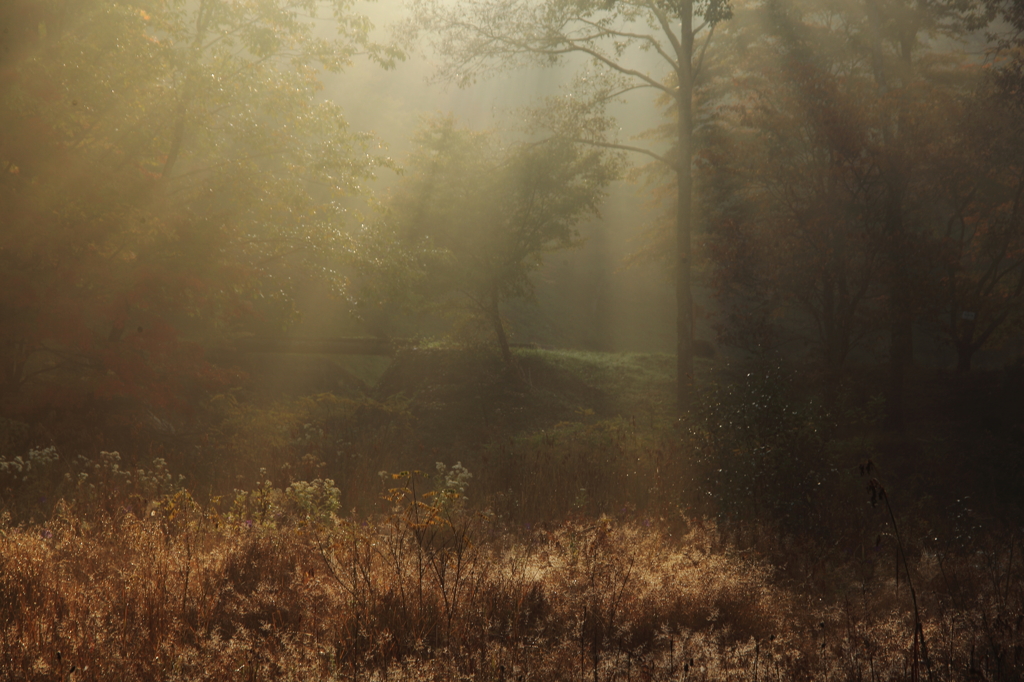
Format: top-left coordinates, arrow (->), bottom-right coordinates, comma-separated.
386,116 -> 620,367
409,0 -> 732,407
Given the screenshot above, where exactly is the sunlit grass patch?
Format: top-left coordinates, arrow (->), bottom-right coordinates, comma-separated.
516,347 -> 675,391
3,491 -> 1020,681
515,348 -> 680,420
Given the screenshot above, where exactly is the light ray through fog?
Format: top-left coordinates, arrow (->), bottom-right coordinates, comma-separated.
298,1 -> 685,354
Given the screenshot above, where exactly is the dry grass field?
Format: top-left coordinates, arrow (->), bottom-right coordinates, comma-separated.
2,350 -> 1023,681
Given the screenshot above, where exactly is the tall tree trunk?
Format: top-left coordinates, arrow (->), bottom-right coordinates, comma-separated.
956,344 -> 973,373
954,314 -> 977,374
821,274 -> 842,408
884,173 -> 912,430
676,3 -> 696,410
865,0 -> 912,431
161,0 -> 210,181
161,100 -> 188,180
490,285 -> 515,369
2,340 -> 27,394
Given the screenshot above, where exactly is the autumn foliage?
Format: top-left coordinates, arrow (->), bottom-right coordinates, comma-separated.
0,0 -> 397,413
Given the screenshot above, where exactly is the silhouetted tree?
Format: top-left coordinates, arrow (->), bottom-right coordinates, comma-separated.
386,117 -> 620,366
705,0 -> 995,415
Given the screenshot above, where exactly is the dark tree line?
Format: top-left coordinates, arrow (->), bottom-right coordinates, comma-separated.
409,0 -> 1024,421
700,0 -> 1024,424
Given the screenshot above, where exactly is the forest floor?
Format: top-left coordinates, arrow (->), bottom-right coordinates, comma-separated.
370,348 -> 679,443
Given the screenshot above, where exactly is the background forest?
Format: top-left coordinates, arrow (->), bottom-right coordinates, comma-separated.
2,0 -> 1024,680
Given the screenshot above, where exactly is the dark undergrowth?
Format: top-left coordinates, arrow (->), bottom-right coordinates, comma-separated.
1,349 -> 1023,680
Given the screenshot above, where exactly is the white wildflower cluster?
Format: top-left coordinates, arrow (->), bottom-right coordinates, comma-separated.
67,451 -> 184,498
285,478 -> 343,524
433,461 -> 472,510
0,446 -> 60,482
